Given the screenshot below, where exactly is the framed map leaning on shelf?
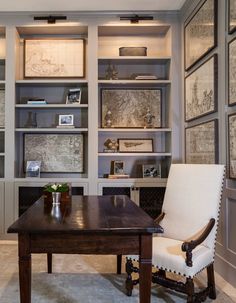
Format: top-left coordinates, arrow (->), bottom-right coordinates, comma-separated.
228,113 -> 236,179
185,119 -> 218,164
101,88 -> 161,128
24,39 -> 84,78
24,133 -> 83,173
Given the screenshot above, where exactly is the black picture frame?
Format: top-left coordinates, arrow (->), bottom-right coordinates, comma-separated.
229,0 -> 236,34
184,0 -> 217,71
23,133 -> 84,173
185,119 -> 218,164
228,113 -> 236,179
184,54 -> 218,122
101,88 -> 162,128
228,36 -> 236,106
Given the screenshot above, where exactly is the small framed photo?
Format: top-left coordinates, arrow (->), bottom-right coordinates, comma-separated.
26,161 -> 41,178
58,114 -> 74,126
118,138 -> 153,153
66,88 -> 82,104
110,160 -> 124,175
142,164 -> 161,178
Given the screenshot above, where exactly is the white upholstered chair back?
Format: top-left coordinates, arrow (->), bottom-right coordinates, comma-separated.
160,164 -> 225,251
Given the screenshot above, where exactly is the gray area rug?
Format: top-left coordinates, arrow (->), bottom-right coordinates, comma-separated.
0,244 -> 234,303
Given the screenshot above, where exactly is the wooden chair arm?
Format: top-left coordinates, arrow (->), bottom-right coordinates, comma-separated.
154,212 -> 165,225
181,218 -> 215,267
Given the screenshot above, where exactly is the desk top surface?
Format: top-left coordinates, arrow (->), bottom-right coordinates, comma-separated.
8,195 -> 162,235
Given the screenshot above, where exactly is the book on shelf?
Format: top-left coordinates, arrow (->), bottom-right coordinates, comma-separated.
27,98 -> 47,104
108,174 -> 130,179
56,125 -> 75,128
130,73 -> 157,80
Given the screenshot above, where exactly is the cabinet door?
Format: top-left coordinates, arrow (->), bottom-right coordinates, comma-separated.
139,187 -> 165,219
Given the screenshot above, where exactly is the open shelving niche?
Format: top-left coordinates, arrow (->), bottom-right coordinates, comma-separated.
97,24 -> 172,180
14,25 -> 89,179
0,27 -> 5,179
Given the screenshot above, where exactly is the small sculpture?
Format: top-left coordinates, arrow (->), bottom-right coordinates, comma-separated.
105,64 -> 118,80
25,111 -> 37,128
104,110 -> 113,127
104,138 -> 118,152
144,108 -> 155,128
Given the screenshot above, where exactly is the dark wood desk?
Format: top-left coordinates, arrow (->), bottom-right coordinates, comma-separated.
8,195 -> 162,303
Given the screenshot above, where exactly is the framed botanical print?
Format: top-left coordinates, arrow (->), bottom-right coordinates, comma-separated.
24,39 -> 84,78
229,0 -> 236,34
184,0 -> 217,71
101,88 -> 161,128
185,55 -> 217,121
228,113 -> 236,178
229,37 -> 236,106
185,119 -> 218,164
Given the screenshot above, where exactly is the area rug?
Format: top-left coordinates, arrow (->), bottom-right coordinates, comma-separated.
0,244 -> 234,303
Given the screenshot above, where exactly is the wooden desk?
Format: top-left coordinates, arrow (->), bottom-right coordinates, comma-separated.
8,195 -> 162,303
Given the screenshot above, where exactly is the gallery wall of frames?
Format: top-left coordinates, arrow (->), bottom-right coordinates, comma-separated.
182,0 -> 236,288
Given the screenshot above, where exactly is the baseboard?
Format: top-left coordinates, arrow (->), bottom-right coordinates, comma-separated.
215,254 -> 236,288
0,234 -> 17,241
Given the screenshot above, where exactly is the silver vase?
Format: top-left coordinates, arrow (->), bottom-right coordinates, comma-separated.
52,192 -> 61,205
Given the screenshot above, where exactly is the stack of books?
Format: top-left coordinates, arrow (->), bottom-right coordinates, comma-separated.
135,75 -> 157,80
27,98 -> 47,105
108,174 -> 130,179
56,125 -> 75,128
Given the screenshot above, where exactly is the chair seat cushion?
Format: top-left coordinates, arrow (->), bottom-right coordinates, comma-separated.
128,236 -> 214,278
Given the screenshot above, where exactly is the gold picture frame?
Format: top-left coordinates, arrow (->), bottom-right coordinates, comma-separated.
24,39 -> 85,78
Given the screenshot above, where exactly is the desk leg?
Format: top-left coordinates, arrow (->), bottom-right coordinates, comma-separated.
139,234 -> 152,303
47,253 -> 52,273
19,234 -> 31,303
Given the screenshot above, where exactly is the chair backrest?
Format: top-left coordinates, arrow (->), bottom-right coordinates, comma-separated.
160,164 -> 225,251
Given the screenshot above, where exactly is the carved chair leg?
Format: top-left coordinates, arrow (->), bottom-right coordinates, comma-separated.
117,254 -> 122,274
207,263 -> 216,299
47,253 -> 52,274
186,277 -> 194,303
125,258 -> 134,296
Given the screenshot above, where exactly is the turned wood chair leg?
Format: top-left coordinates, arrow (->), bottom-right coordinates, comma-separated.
186,277 -> 194,303
47,253 -> 52,274
207,263 -> 216,299
117,254 -> 122,274
125,258 -> 134,296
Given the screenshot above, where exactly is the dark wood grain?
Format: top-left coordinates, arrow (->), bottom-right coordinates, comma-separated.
8,195 -> 160,303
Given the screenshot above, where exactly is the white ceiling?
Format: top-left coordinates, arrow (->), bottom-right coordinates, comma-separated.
0,0 -> 187,12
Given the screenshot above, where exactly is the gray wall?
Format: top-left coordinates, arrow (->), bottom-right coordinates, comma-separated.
181,0 -> 236,287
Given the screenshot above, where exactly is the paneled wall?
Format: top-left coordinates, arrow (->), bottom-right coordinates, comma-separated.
181,0 -> 236,287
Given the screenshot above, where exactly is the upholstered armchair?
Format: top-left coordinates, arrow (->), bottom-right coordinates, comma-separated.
126,164 -> 225,303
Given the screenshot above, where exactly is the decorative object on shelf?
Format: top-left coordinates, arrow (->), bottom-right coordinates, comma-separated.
228,113 -> 236,178
142,164 -> 161,178
119,47 -> 147,56
131,73 -> 157,80
101,89 -> 161,128
229,0 -> 236,34
104,109 -> 113,127
105,64 -> 118,80
24,111 -> 37,128
144,108 -> 155,128
25,160 -> 41,178
57,114 -> 74,128
185,119 -> 218,164
0,89 -> 5,127
229,37 -> 236,106
44,183 -> 69,205
66,88 -> 82,104
103,138 -> 118,152
184,0 -> 217,71
27,98 -> 47,105
24,133 -> 84,172
185,55 -> 217,122
24,39 -> 84,78
118,138 -> 153,153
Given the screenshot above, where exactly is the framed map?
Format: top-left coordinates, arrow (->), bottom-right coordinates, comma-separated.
184,0 -> 217,71
0,89 -> 5,127
228,113 -> 236,178
24,134 -> 83,173
185,55 -> 217,121
229,0 -> 236,34
24,39 -> 84,78
229,37 -> 236,105
185,119 -> 218,164
101,88 -> 161,128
